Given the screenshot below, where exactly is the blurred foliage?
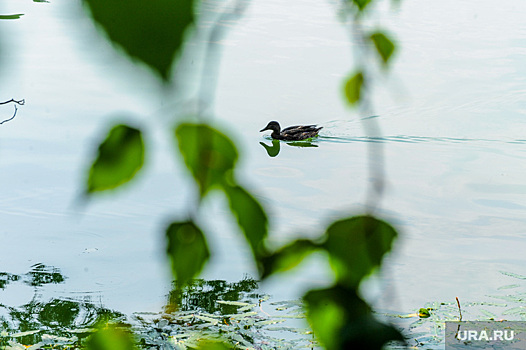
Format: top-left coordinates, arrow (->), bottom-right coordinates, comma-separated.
86,124 -> 144,194
172,123 -> 269,268
305,285 -> 403,349
82,0 -> 194,81
175,123 -> 239,197
0,0 -> 404,348
260,215 -> 403,349
166,220 -> 210,288
324,216 -> 397,288
352,0 -> 372,12
223,183 -> 268,261
344,71 -> 364,106
370,31 -> 396,67
77,0 -> 403,347
86,322 -> 137,350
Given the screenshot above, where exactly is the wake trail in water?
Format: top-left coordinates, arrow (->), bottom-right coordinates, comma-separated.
318,120 -> 526,145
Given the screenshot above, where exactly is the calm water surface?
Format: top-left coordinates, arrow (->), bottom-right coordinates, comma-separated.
1,0 -> 526,333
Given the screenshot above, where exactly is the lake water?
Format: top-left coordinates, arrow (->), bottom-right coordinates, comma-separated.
1,0 -> 526,345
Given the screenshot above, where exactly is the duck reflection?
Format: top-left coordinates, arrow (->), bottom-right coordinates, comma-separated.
260,139 -> 319,157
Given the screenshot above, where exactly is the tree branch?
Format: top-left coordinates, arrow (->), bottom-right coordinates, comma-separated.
0,98 -> 25,106
0,98 -> 25,125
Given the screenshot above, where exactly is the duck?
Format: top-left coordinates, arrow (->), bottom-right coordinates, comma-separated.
259,121 -> 322,141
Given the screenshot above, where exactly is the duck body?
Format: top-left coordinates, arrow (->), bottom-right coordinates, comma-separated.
260,121 -> 322,141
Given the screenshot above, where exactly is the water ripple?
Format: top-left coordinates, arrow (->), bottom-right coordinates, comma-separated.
318,120 -> 526,145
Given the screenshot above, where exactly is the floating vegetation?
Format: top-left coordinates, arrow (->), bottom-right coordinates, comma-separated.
4,267 -> 526,349
1,273 -> 317,349
384,270 -> 526,349
133,279 -> 317,349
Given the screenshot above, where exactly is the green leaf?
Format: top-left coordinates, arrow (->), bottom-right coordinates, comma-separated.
261,239 -> 319,279
352,0 -> 372,11
370,32 -> 396,66
166,221 -> 210,287
0,14 -> 24,20
87,124 -> 144,193
304,285 -> 404,349
343,71 -> 364,106
83,0 -> 194,81
223,183 -> 269,263
418,308 -> 431,318
322,215 -> 398,287
175,123 -> 238,197
86,323 -> 137,350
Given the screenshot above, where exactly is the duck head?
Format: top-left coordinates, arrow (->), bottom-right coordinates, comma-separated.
260,121 -> 281,133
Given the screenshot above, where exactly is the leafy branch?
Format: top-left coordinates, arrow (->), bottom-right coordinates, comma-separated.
341,0 -> 398,212
78,0 -> 404,348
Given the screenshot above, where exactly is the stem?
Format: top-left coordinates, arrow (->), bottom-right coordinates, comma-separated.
0,99 -> 25,125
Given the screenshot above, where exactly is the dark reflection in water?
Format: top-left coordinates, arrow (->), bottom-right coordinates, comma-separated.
260,138 -> 319,157
1,264 -> 124,348
166,277 -> 260,314
1,267 -> 314,349
0,263 -> 65,289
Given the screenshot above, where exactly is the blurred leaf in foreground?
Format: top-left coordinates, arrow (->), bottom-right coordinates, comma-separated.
370,31 -> 396,66
87,124 -> 144,194
343,71 -> 364,106
223,183 -> 268,262
323,215 -> 398,287
166,220 -> 210,287
86,322 -> 137,350
261,239 -> 319,279
175,123 -> 238,197
83,0 -> 194,81
352,0 -> 372,12
304,285 -> 404,349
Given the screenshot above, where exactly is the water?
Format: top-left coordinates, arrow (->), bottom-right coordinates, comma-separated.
1,0 -> 526,344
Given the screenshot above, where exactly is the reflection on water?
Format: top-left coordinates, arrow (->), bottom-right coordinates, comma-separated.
0,263 -> 65,289
140,278 -> 315,349
4,265 -> 525,349
166,278 -> 260,314
260,139 -> 281,157
259,138 -> 319,157
1,266 -> 315,349
1,265 -> 123,349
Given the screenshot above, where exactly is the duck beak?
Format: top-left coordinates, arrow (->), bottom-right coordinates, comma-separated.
259,127 -> 268,132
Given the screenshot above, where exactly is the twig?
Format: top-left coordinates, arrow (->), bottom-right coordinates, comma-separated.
456,297 -> 462,321
0,106 -> 19,125
0,98 -> 25,106
1,98 -> 25,125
